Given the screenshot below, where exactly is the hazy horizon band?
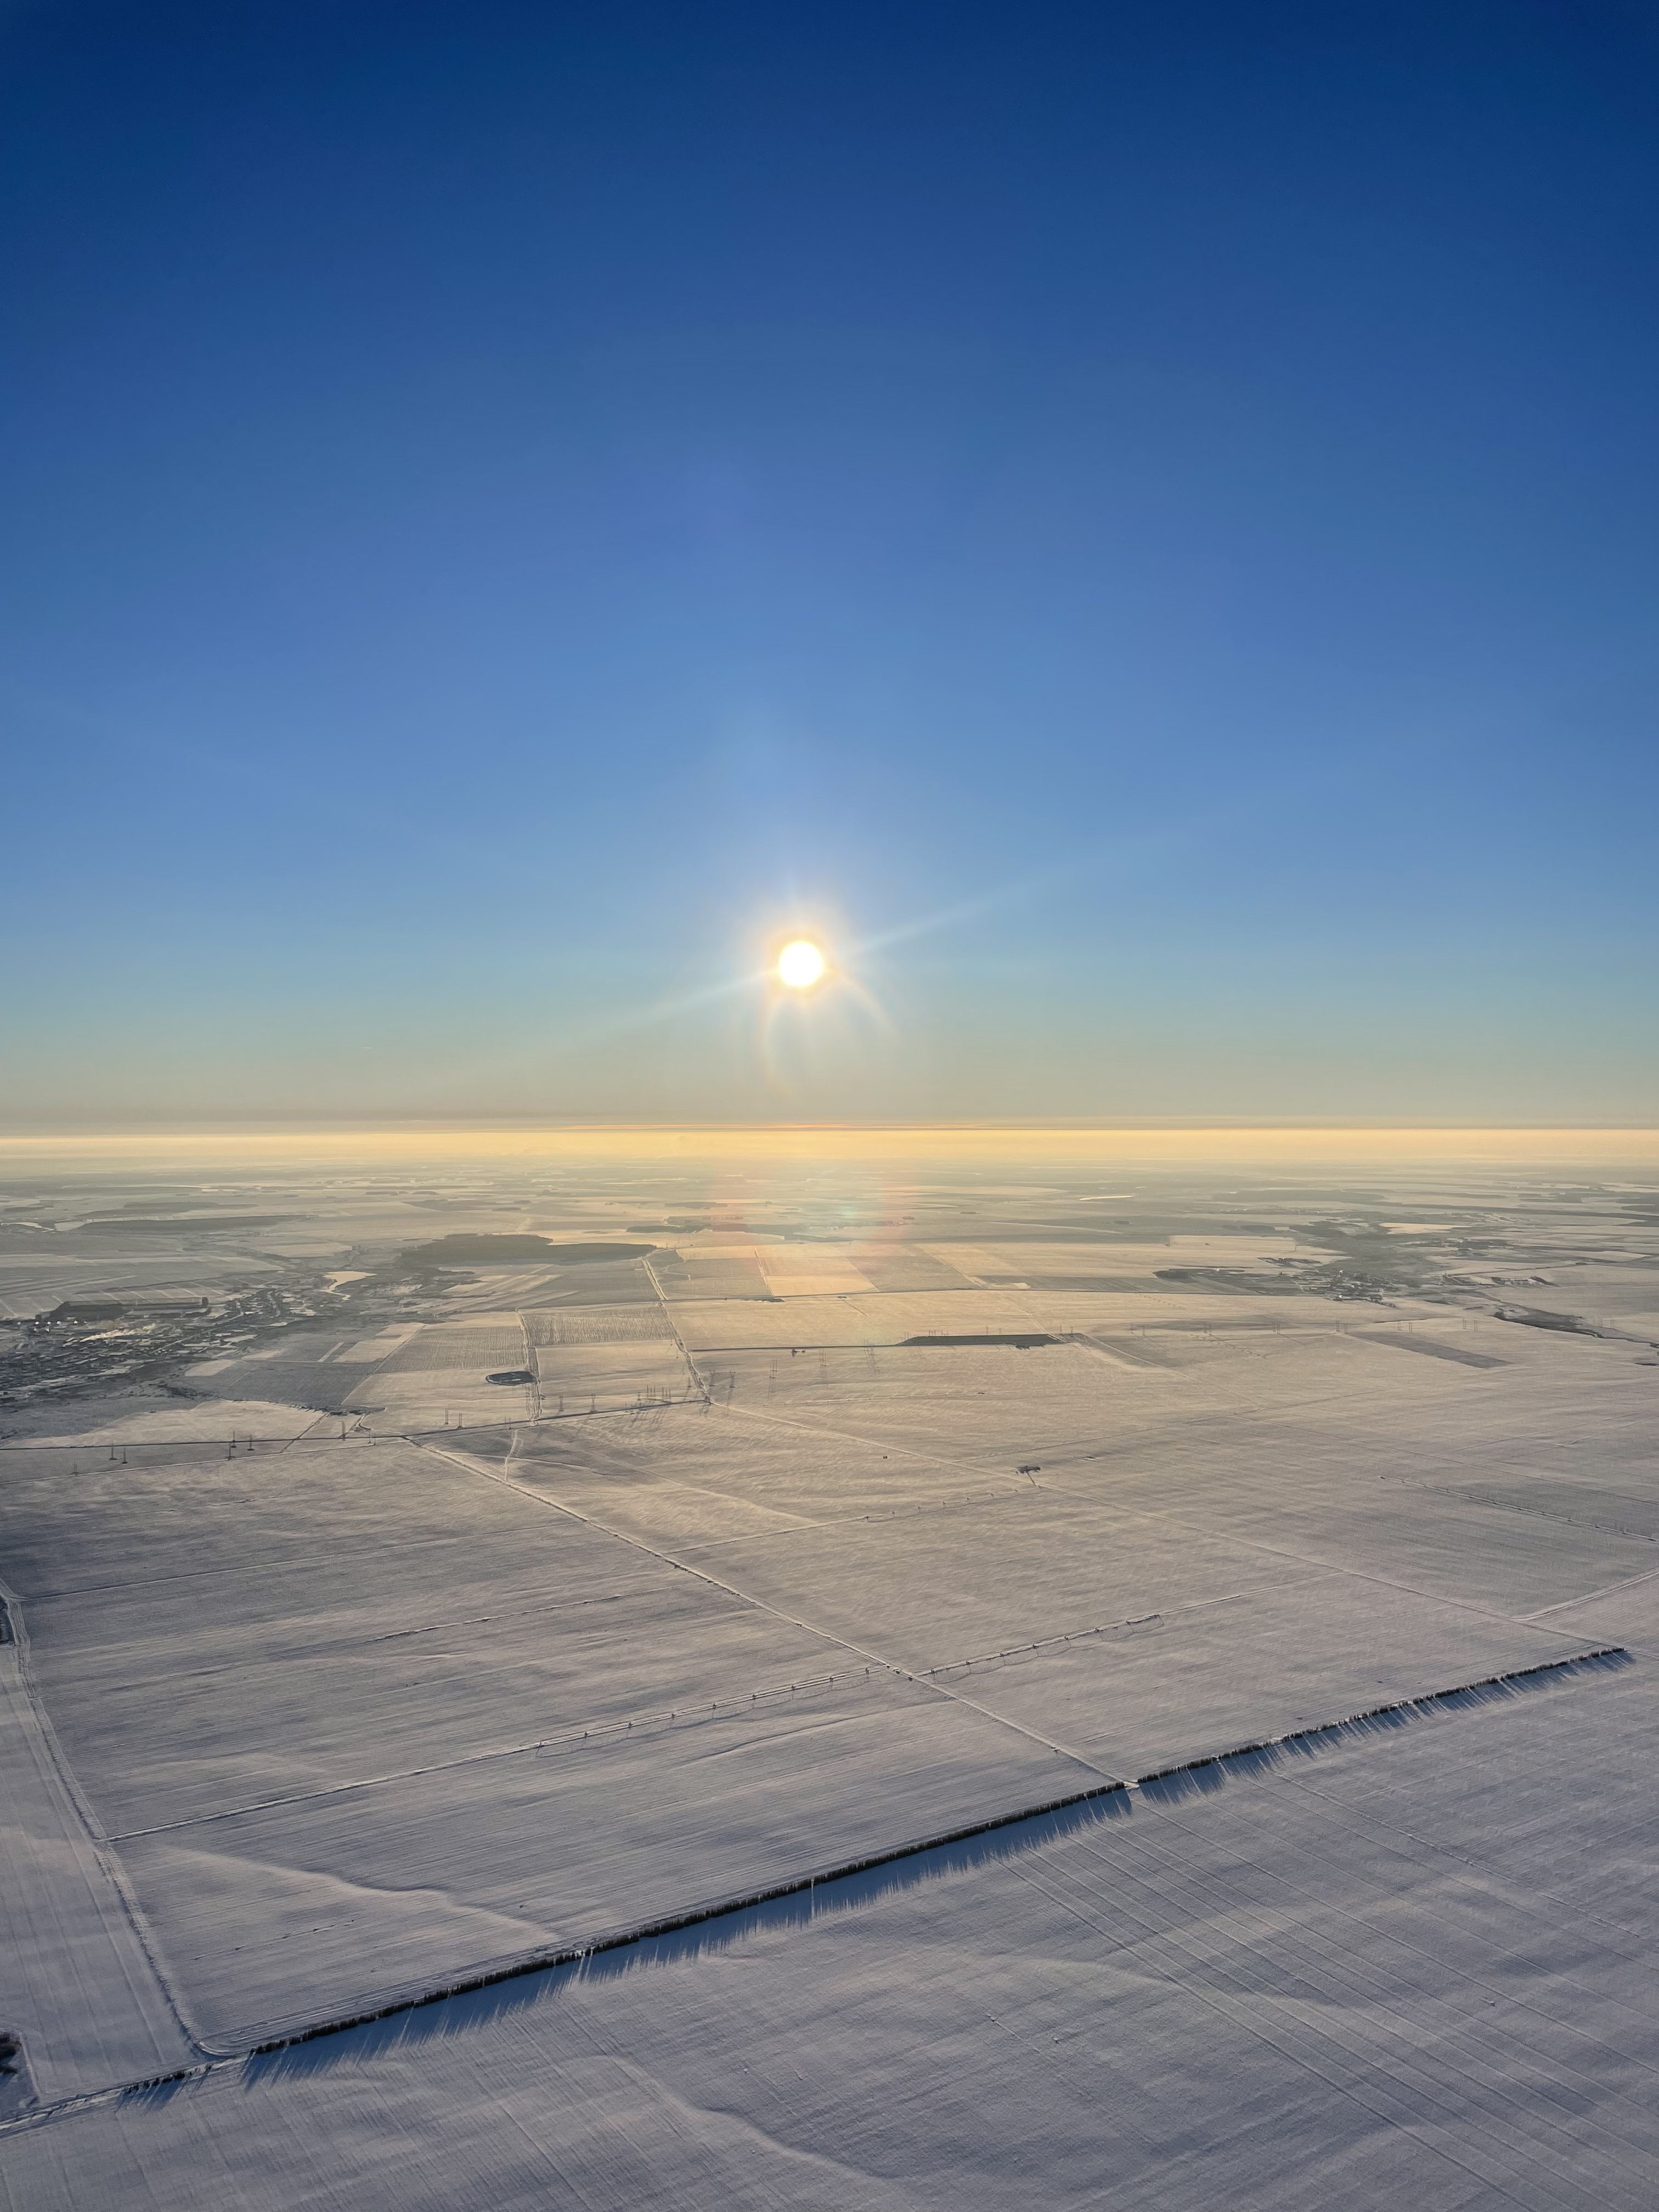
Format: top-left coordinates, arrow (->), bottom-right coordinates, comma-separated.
2,1125 -> 1657,1169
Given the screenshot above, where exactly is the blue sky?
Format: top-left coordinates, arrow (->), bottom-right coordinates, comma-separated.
3,0 -> 1656,1124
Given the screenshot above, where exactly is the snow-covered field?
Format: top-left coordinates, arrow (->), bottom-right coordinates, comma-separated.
3,1634 -> 1656,2210
1,1151 -> 1656,2204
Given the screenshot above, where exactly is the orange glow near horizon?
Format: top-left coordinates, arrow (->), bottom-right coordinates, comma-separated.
1,1125 -> 1656,1169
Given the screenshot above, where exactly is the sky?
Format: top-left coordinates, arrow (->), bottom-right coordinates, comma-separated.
3,0 -> 1657,1128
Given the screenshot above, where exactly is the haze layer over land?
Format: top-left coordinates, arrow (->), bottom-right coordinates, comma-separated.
2,1131 -> 1657,2206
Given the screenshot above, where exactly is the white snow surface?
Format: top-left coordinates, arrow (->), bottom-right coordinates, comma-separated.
0,1620 -> 194,2102
3,1161 -> 1659,2203
3,1640 -> 1656,2210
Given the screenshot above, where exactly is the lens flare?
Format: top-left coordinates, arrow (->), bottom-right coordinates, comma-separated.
777,939 -> 827,990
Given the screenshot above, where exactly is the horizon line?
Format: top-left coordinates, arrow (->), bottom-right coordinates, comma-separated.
2,1121 -> 1658,1169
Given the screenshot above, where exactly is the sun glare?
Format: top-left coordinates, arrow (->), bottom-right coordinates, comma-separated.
777,939 -> 827,990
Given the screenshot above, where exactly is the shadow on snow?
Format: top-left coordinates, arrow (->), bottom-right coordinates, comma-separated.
202,1644 -> 1630,2090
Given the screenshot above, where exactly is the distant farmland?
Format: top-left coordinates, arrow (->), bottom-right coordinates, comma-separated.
399,1234 -> 656,1266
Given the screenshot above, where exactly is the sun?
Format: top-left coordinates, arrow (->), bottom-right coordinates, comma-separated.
776,939 -> 827,990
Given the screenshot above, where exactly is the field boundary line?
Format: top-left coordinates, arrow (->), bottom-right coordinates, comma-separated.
101,1584 -> 1313,1842
642,1254 -> 710,1403
707,1396 -> 1634,1647
0,1576 -> 211,2062
0,1644 -> 1627,2131
421,1438 -> 1121,1784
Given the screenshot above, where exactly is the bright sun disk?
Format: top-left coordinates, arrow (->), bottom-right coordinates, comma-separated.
777,939 -> 827,990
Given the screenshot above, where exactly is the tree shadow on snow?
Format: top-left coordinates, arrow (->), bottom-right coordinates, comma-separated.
241,1645 -> 1630,2086
1135,1646 -> 1632,1807
241,1788 -> 1135,2084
